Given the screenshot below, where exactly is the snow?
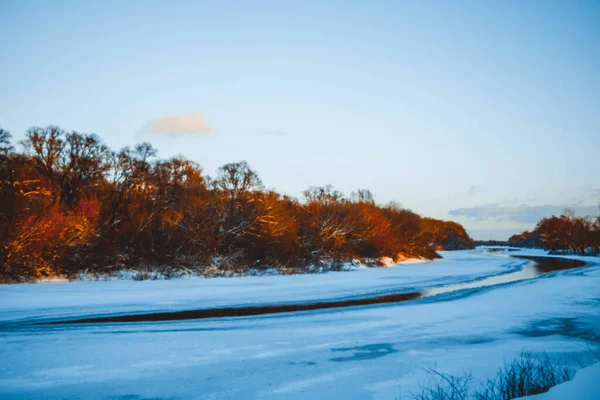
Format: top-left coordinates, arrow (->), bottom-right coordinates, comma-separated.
398,257 -> 429,265
0,248 -> 598,399
378,256 -> 397,266
522,363 -> 600,400
0,250 -> 525,323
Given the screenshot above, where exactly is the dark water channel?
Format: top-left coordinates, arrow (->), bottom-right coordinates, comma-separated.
44,252 -> 587,325
420,254 -> 586,297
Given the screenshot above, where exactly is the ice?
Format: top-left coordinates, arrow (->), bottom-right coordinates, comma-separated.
0,248 -> 598,399
0,250 -> 525,323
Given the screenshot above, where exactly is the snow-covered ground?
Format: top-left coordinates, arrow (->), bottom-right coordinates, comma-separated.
523,363 -> 600,399
0,250 -> 525,323
0,248 -> 598,399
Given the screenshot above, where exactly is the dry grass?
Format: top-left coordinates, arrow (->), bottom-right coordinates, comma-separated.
407,352 -> 575,400
474,352 -> 573,400
410,368 -> 472,400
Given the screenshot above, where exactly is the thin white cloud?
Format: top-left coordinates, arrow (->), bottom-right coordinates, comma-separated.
449,202 -> 599,224
143,112 -> 212,137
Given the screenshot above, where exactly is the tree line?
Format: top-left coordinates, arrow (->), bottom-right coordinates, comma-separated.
0,126 -> 474,283
508,210 -> 600,254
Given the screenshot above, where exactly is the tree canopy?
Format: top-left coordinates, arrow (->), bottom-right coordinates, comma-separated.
0,126 -> 475,283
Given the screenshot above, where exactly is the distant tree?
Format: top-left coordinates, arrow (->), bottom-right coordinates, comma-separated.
510,212 -> 599,255
350,189 -> 375,204
0,128 -> 14,254
303,184 -> 344,204
0,128 -> 13,196
0,128 -> 13,156
508,231 -> 538,248
563,208 -> 575,220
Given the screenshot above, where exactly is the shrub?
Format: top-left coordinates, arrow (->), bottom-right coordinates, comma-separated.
409,352 -> 575,400
474,352 -> 573,400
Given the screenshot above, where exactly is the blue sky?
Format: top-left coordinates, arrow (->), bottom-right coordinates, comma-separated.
1,0 -> 599,239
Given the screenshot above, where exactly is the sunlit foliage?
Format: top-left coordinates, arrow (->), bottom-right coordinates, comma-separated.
0,126 -> 474,282
509,210 -> 600,255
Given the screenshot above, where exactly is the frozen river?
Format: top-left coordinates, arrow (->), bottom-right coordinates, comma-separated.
1,248 -> 599,399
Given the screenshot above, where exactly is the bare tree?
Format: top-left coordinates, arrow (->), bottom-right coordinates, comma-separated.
109,142 -> 157,191
0,128 -> 13,156
23,127 -> 111,207
563,208 -> 576,220
350,188 -> 374,204
214,161 -> 263,201
303,184 -> 344,204
22,126 -> 64,182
